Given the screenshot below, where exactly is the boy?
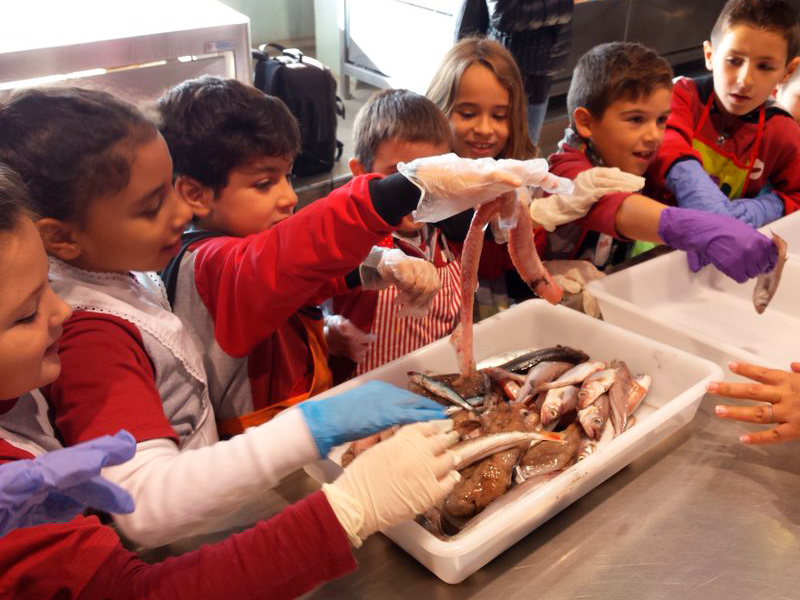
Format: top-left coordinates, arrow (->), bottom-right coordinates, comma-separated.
331,89 -> 461,378
543,41 -> 777,282
157,77 -> 517,435
652,0 -> 800,227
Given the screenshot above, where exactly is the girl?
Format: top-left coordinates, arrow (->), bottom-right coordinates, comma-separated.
0,164 -> 460,599
0,86 -> 474,554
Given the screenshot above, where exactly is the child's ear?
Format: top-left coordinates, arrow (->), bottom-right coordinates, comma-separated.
174,175 -> 215,218
572,107 -> 594,139
780,57 -> 800,84
35,218 -> 81,261
349,157 -> 366,177
703,40 -> 714,71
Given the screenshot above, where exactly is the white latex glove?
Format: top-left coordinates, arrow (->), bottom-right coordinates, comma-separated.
398,153 -> 572,223
529,167 -> 645,231
321,420 -> 460,547
544,260 -> 606,318
324,314 -> 376,364
360,247 -> 442,318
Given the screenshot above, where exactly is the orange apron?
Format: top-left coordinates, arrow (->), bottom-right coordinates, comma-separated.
216,312 -> 333,436
691,92 -> 765,200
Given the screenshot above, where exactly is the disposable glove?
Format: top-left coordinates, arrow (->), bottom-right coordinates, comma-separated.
399,153 -> 572,223
324,314 -> 376,364
0,430 -> 136,536
530,167 -> 645,231
297,381 -> 448,456
359,247 -> 441,318
657,207 -> 777,283
666,160 -> 784,227
321,420 -> 460,546
544,260 -> 606,317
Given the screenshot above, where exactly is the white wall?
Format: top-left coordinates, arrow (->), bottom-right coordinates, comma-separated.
218,0 -> 315,45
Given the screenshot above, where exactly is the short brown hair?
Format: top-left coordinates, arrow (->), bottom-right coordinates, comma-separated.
353,89 -> 452,172
427,37 -> 537,160
567,42 -> 673,123
711,0 -> 800,62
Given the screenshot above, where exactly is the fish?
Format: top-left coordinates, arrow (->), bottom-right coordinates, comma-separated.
753,232 -> 787,314
514,361 -> 573,403
497,345 -> 590,374
507,197 -> 563,304
577,368 -> 617,409
607,360 -> 633,435
477,347 -> 543,370
538,361 -> 606,391
452,430 -> 564,470
407,371 -> 472,411
518,423 -> 583,479
540,385 -> 580,428
578,393 -> 610,439
626,374 -> 652,418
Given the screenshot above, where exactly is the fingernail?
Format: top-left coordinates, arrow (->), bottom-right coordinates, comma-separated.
715,405 -> 727,416
740,434 -> 751,444
729,361 -> 739,370
707,382 -> 719,393
449,470 -> 462,483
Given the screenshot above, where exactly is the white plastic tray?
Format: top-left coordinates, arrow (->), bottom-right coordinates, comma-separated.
761,210 -> 800,254
304,299 -> 721,583
588,251 -> 799,375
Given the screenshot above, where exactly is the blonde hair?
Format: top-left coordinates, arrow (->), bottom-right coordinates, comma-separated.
426,37 -> 537,160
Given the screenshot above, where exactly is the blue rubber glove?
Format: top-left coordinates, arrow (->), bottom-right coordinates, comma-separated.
658,207 -> 778,283
297,381 -> 447,456
0,430 -> 136,536
667,159 -> 785,227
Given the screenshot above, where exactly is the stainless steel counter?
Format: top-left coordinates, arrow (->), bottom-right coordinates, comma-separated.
294,393 -> 800,599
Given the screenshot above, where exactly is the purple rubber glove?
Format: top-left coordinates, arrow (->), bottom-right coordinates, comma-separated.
0,430 -> 136,536
658,207 -> 777,283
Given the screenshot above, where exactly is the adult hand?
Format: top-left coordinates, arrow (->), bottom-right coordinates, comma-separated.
0,430 -> 136,536
324,315 -> 376,364
708,361 -> 800,444
530,167 -> 644,231
399,153 -> 572,223
321,420 -> 459,546
657,207 -> 777,282
297,381 -> 447,456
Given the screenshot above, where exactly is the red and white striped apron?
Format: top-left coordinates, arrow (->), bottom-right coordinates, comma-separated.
356,228 -> 462,375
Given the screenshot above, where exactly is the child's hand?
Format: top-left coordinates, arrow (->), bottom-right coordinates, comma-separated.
708,361 -> 800,444
324,315 -> 376,364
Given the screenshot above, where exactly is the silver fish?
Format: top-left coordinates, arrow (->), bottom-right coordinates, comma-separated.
753,233 -> 787,314
477,347 -> 542,370
577,368 -> 616,409
608,360 -> 633,435
540,385 -> 580,428
452,430 -> 564,470
407,371 -> 472,411
514,361 -> 573,403
538,361 -> 606,391
578,393 -> 610,439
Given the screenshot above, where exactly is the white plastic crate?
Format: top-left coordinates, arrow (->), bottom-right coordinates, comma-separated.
304,299 -> 720,583
761,210 -> 800,254
588,251 -> 799,375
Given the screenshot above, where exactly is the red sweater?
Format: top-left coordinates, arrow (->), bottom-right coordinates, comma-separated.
0,439 -> 356,600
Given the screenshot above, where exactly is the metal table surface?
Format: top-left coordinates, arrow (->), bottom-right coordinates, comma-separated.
291,393 -> 800,600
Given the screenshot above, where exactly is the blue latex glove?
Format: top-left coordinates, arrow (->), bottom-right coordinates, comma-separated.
658,207 -> 777,283
297,381 -> 448,456
667,159 -> 784,227
0,430 -> 136,536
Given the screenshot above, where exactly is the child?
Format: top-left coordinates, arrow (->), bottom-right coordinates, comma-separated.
709,361 -> 800,445
0,86 -> 509,552
545,41 -> 778,283
157,77 -> 498,433
776,66 -> 800,124
652,0 -> 800,228
331,89 -> 462,378
0,164 -> 461,599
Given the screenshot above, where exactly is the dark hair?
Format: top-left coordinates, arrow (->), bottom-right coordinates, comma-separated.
0,87 -> 158,223
567,42 -> 674,123
157,76 -> 301,191
711,0 -> 800,62
0,164 -> 30,233
353,89 -> 452,172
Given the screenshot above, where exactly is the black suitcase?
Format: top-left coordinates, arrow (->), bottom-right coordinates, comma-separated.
252,43 -> 345,177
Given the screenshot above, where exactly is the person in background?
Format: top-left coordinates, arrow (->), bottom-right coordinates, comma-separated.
330,89 -> 461,380
544,41 -> 778,284
0,164 -> 461,600
455,0 -> 574,144
709,361 -> 800,445
650,0 -> 800,228
0,86 -> 520,555
776,65 -> 800,124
